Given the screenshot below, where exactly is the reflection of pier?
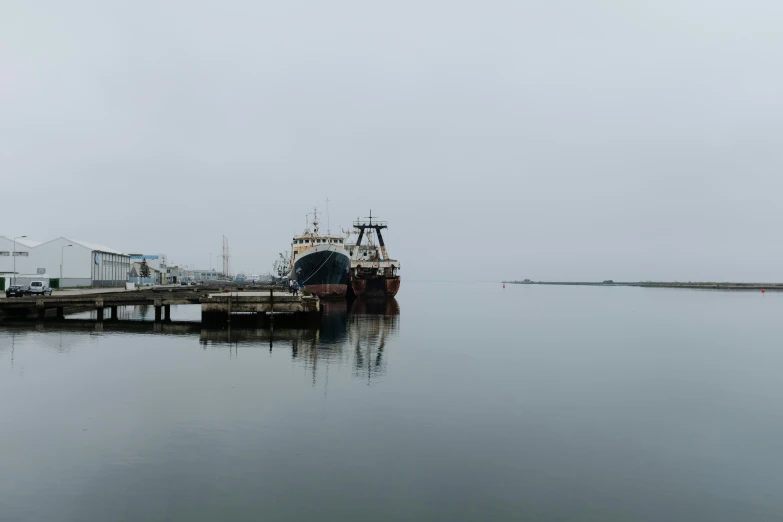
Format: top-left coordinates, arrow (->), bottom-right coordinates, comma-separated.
200,326 -> 318,344
0,296 -> 401,385
0,319 -> 324,344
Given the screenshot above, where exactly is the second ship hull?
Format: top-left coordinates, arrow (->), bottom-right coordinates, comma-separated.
292,245 -> 351,298
351,277 -> 400,298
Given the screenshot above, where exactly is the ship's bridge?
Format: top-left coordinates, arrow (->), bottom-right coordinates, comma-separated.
291,234 -> 346,256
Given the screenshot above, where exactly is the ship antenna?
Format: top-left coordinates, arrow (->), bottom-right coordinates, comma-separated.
326,193 -> 331,235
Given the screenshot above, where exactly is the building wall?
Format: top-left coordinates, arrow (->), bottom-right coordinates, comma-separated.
91,251 -> 130,286
129,255 -> 167,284
193,270 -> 219,282
29,239 -> 93,279
1,237 -> 131,287
0,237 -> 31,278
60,278 -> 93,288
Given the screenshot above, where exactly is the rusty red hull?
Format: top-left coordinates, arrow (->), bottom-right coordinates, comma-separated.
351,277 -> 400,298
304,283 -> 348,299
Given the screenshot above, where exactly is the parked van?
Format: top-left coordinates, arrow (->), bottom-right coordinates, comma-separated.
27,281 -> 53,296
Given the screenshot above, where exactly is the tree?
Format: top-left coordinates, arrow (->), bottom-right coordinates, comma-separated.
139,260 -> 151,279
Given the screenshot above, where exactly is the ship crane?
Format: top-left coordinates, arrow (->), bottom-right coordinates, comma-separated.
353,210 -> 390,260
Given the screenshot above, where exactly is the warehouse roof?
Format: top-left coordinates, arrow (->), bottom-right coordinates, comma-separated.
69,239 -> 125,255
28,237 -> 127,255
0,236 -> 42,247
15,238 -> 42,248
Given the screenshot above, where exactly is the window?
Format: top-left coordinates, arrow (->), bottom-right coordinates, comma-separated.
0,251 -> 9,256
13,251 -> 28,257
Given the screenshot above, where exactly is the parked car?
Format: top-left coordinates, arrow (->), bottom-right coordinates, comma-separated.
180,281 -> 188,286
27,281 -> 53,296
5,285 -> 26,298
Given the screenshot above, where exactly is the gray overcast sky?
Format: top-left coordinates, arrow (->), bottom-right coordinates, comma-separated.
2,0 -> 782,281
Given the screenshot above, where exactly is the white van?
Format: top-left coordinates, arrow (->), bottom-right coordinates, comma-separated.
27,281 -> 53,296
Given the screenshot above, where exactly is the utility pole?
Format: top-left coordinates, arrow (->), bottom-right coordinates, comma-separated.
221,236 -> 231,277
12,235 -> 26,286
60,244 -> 73,282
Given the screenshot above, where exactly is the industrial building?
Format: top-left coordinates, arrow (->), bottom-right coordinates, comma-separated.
166,266 -> 220,284
0,236 -> 130,288
192,269 -> 220,282
128,254 -> 168,285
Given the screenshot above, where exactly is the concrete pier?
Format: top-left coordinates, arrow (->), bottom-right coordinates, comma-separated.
200,291 -> 320,324
0,287 -> 320,324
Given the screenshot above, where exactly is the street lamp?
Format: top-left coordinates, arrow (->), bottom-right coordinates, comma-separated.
12,235 -> 26,285
60,244 -> 73,283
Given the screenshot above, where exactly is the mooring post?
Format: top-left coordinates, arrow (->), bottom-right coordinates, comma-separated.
269,288 -> 274,326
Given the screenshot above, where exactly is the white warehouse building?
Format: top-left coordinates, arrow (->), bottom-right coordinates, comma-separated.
0,236 -> 130,288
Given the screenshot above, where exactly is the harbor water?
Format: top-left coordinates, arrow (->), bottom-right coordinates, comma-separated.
1,283 -> 782,521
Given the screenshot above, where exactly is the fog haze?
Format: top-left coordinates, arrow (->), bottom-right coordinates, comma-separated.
2,0 -> 782,280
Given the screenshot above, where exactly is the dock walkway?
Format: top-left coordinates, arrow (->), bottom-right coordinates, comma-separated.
0,287 -> 320,323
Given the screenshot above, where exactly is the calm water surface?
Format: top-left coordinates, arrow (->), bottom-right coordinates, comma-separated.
1,283 -> 782,521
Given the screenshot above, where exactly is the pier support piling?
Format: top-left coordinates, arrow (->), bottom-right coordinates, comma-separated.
110,306 -> 118,320
56,307 -> 64,320
96,308 -> 104,321
164,305 -> 171,322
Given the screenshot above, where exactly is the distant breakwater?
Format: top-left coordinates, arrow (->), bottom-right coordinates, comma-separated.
503,281 -> 783,291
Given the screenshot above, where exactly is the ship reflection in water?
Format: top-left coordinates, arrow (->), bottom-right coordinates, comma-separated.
289,298 -> 399,384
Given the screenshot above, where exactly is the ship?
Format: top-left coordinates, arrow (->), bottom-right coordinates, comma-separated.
346,212 -> 400,298
287,208 -> 351,298
272,252 -> 290,283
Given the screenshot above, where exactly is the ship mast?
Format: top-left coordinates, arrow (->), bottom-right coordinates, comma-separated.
326,194 -> 331,235
312,207 -> 319,235
353,209 -> 390,260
